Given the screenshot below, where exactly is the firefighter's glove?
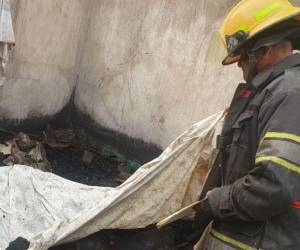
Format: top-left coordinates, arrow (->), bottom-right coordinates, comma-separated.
207,185 -> 235,221
193,198 -> 214,233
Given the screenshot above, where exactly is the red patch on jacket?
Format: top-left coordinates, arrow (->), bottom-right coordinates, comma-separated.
239,90 -> 252,98
291,201 -> 300,209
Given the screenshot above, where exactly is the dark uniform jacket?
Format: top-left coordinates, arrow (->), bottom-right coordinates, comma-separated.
207,53 -> 300,250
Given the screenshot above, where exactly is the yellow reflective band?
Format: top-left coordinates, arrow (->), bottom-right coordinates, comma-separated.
255,2 -> 282,21
261,132 -> 300,144
256,156 -> 300,174
211,229 -> 257,250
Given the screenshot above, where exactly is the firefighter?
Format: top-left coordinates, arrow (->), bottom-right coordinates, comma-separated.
194,0 -> 300,249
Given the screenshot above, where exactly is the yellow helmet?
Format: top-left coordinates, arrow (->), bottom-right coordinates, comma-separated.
220,0 -> 300,65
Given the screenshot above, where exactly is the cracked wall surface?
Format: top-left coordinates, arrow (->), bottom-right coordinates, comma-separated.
1,0 -> 241,148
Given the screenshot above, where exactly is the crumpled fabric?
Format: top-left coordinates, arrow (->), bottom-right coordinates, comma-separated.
0,111 -> 224,250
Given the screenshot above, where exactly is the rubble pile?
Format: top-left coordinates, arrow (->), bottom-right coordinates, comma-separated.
0,132 -> 52,172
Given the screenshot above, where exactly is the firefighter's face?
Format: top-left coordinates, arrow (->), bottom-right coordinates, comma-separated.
238,48 -> 269,81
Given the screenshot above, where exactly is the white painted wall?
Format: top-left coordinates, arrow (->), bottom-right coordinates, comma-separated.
2,0 -> 242,149
0,0 -> 88,120
75,0 -> 242,148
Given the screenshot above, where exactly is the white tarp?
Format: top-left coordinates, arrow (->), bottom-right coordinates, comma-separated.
0,111 -> 224,250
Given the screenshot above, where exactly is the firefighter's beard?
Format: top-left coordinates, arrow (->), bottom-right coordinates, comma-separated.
240,61 -> 257,83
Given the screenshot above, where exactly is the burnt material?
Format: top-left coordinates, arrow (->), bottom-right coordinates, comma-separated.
46,145 -> 119,187
6,237 -> 30,250
0,104 -> 70,133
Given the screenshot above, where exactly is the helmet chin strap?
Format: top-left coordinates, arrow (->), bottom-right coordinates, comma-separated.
246,51 -> 258,84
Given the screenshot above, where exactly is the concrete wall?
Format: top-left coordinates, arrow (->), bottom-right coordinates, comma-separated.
75,0 -> 242,148
0,0 -> 88,121
2,0 -> 242,149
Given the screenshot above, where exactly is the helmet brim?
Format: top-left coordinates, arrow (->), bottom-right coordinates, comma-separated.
221,10 -> 300,66
222,54 -> 241,65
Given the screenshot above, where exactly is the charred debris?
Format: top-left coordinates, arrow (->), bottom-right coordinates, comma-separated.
0,119 -> 145,187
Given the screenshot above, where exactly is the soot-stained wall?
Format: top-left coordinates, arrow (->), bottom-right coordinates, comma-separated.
2,0 -> 241,149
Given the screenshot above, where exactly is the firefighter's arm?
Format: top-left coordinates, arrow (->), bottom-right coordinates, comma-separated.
207,90 -> 300,221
